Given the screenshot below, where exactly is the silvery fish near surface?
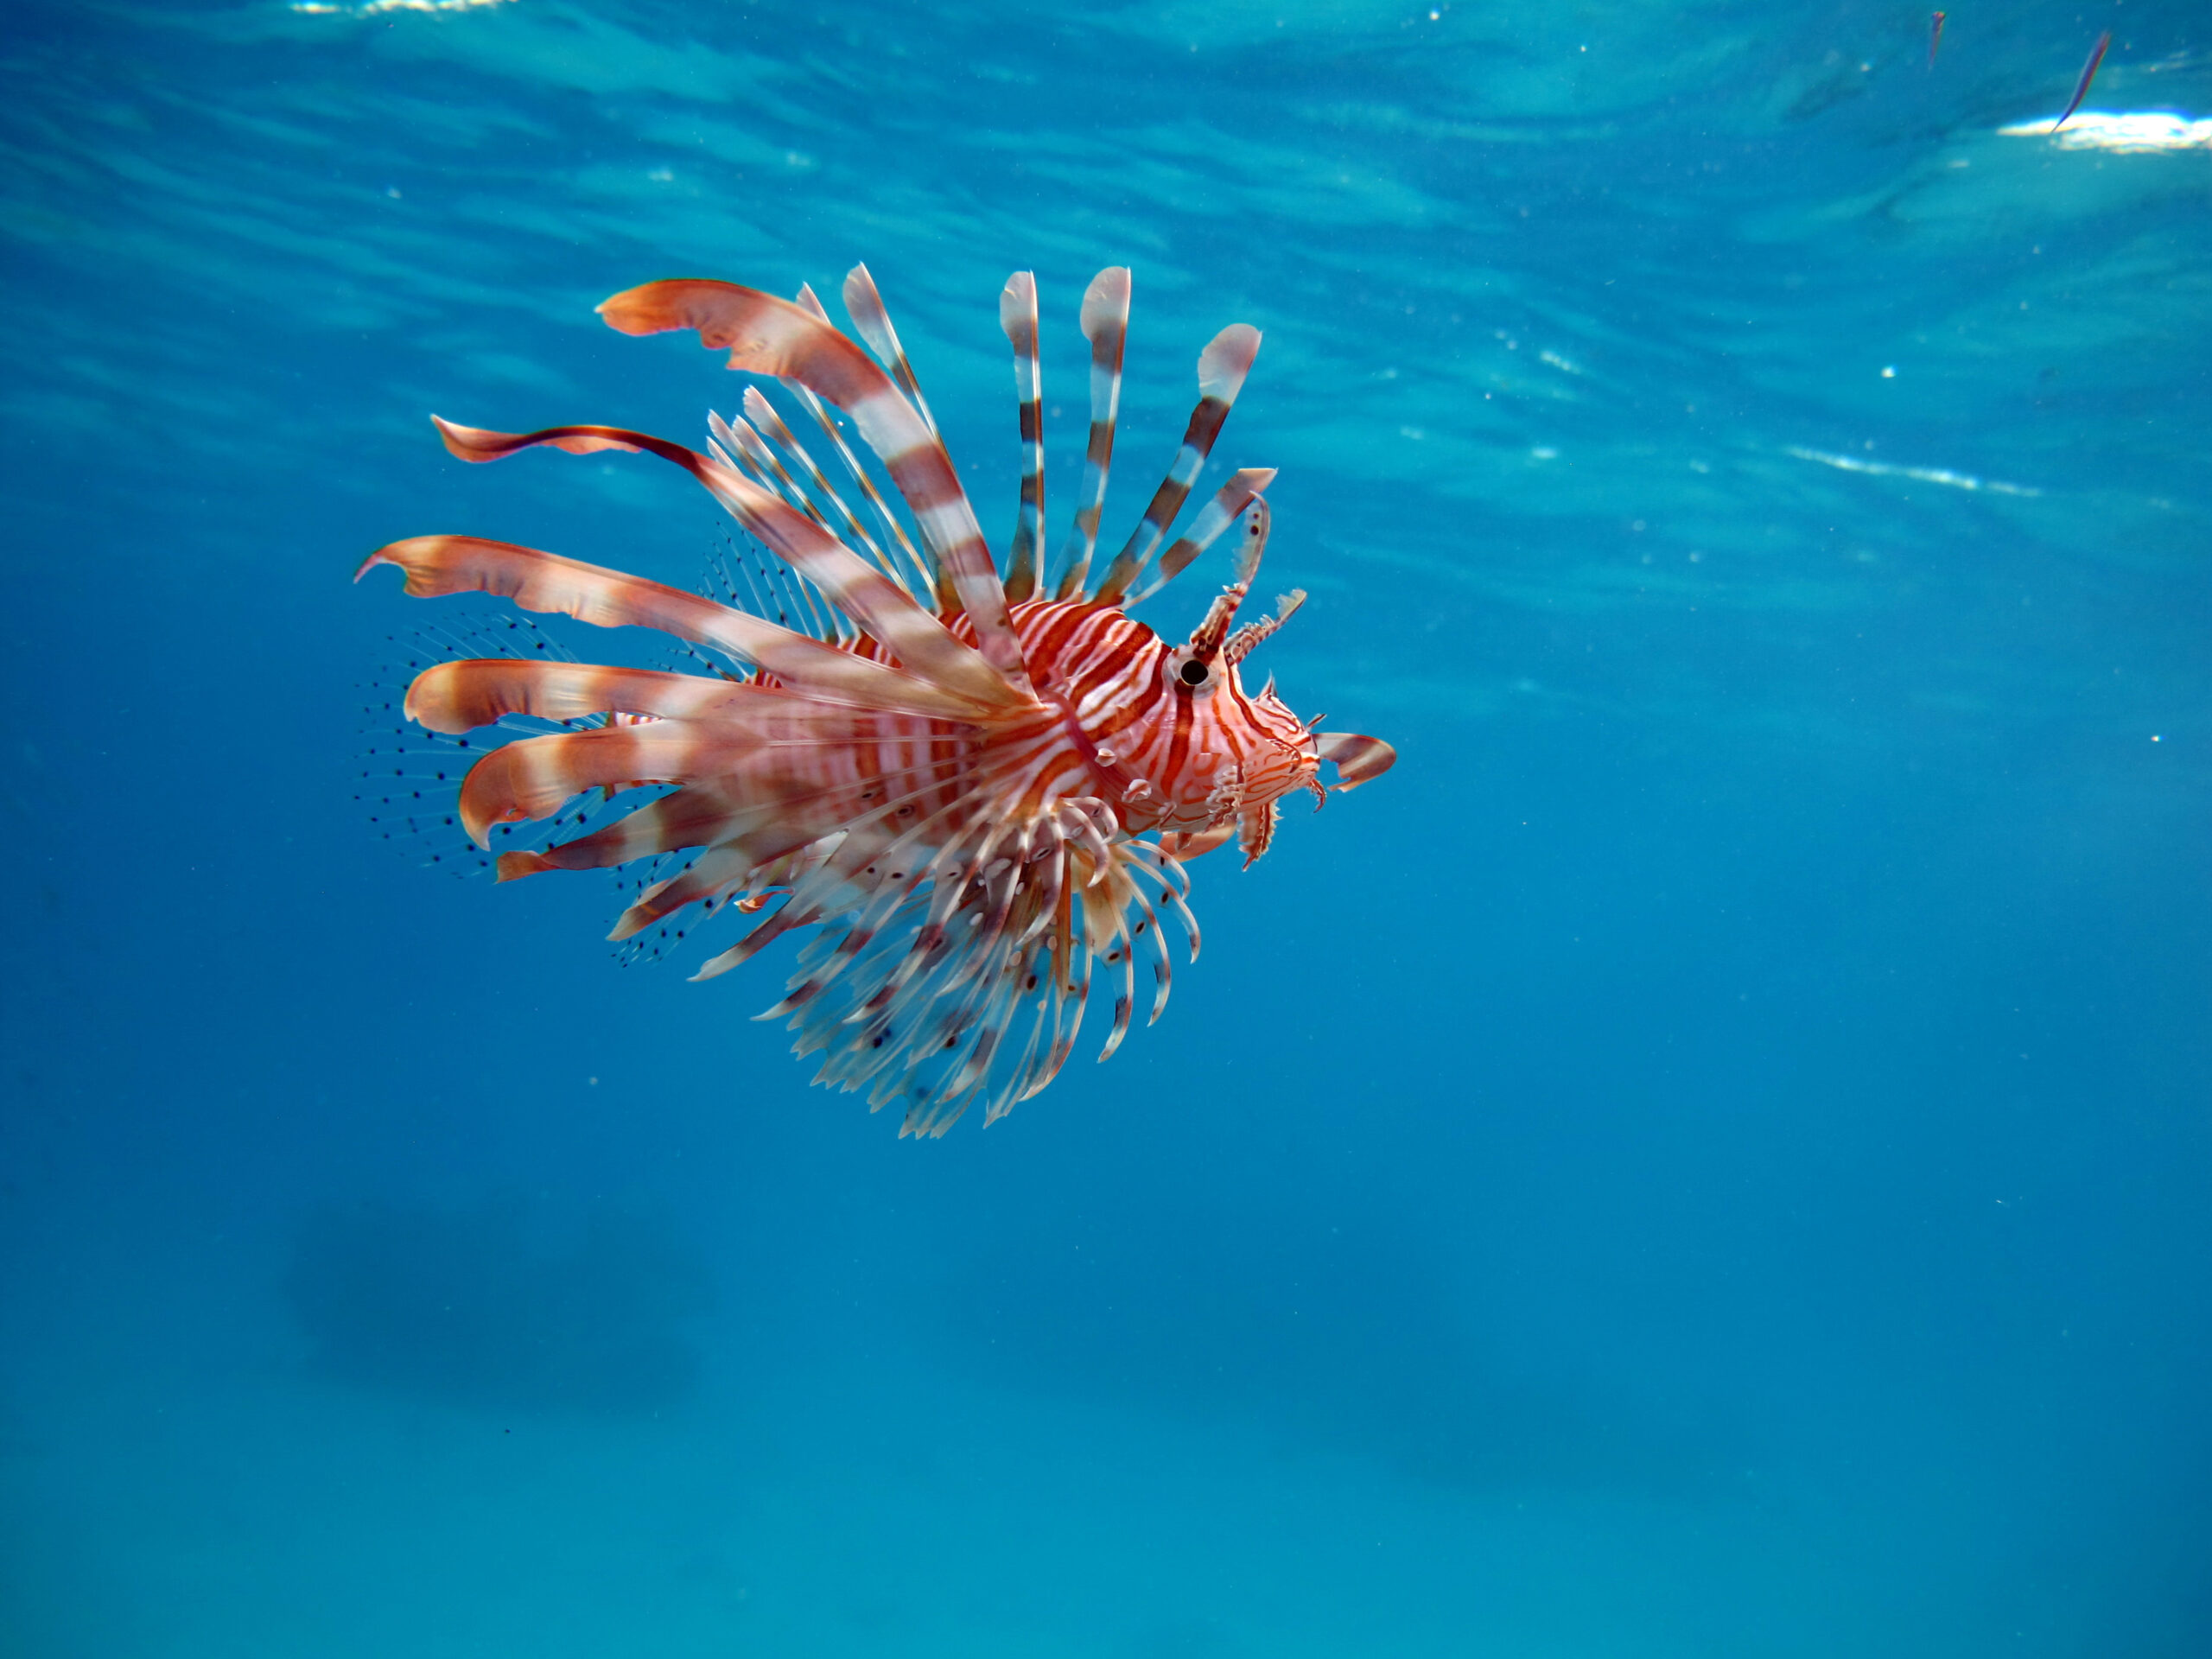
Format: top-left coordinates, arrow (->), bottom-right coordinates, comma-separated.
358,265 -> 1395,1136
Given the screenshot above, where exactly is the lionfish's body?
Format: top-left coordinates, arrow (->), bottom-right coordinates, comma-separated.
360,265 -> 1393,1134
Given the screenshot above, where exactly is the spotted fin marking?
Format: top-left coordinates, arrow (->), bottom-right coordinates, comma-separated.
999,271 -> 1046,606
357,613 -> 590,877
1091,323 -> 1262,605
1054,267 -> 1131,601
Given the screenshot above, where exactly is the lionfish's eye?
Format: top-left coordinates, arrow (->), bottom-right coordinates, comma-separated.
1179,658 -> 1210,688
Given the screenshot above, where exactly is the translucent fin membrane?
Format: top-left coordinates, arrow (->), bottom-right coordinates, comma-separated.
788,284 -> 938,604
357,613 -> 645,876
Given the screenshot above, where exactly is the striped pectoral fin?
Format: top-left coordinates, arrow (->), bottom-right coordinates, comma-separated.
357,536 -> 990,721
455,721 -> 756,847
595,278 -> 1027,685
692,818 -> 903,986
999,271 -> 1046,606
404,658 -> 741,732
1314,730 -> 1396,790
512,783 -> 809,877
435,415 -> 1019,711
1054,267 -> 1132,601
409,661 -> 959,756
1090,323 -> 1262,604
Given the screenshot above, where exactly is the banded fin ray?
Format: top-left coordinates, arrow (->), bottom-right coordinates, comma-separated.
842,264 -> 941,439
1091,323 -> 1262,604
1054,267 -> 1131,601
358,531 -> 991,721
998,271 -> 1046,605
735,385 -> 907,608
596,279 -> 1028,684
785,283 -> 938,607
1127,468 -> 1278,605
423,420 -> 1022,713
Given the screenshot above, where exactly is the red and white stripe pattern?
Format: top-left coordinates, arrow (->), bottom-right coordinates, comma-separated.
365,263 -> 1395,1134
997,271 -> 1046,606
1091,322 -> 1262,603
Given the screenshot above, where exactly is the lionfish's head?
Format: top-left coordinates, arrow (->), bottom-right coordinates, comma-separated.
1143,499 -> 1327,848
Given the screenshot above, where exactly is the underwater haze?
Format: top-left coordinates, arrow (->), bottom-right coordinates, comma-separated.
4,0 -> 2211,1653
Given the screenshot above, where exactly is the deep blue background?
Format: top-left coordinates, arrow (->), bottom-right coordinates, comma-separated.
3,2 -> 2209,1654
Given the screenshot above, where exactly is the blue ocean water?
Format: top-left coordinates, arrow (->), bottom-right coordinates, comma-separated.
3,0 -> 2210,1652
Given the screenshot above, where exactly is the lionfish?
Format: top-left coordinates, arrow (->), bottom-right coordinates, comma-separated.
359,265 -> 1394,1135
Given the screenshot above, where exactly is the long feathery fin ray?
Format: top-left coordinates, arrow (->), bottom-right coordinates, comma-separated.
842,264 -> 940,438
426,417 -> 1023,712
1091,323 -> 1262,604
357,533 -> 987,720
738,385 -> 906,604
365,264 -> 1400,1132
999,271 -> 1046,606
454,719 -> 868,847
785,284 -> 938,603
713,409 -> 832,534
1054,268 -> 1131,600
1127,468 -> 1276,605
404,658 -> 935,734
596,279 -> 1027,684
703,416 -> 849,644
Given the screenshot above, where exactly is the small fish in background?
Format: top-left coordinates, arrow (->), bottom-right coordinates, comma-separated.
357,265 -> 1395,1135
1928,10 -> 1945,68
2055,29 -> 2113,132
